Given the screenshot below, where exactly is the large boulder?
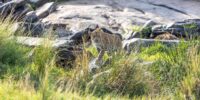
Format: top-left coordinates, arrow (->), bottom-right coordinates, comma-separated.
28,0 -> 49,7
14,22 -> 45,36
35,2 -> 56,19
43,21 -> 73,37
0,0 -> 27,17
23,11 -> 39,23
55,46 -> 83,68
12,5 -> 32,21
15,36 -> 78,68
15,36 -> 71,47
123,38 -> 181,53
152,19 -> 200,39
125,20 -> 157,39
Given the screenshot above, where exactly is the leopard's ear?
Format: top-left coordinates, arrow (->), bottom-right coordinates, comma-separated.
93,27 -> 101,32
96,25 -> 99,28
98,28 -> 104,32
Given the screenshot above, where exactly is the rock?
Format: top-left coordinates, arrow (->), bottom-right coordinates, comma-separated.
12,5 -> 32,21
125,20 -> 157,39
14,22 -> 45,36
1,0 -> 12,3
171,19 -> 200,38
127,31 -> 142,39
61,14 -> 93,20
124,32 -> 137,40
142,20 -> 157,29
139,20 -> 157,38
55,49 -> 76,68
123,38 -> 181,53
36,2 -> 56,19
69,21 -> 99,33
44,21 -> 68,30
15,36 -> 71,48
28,0 -> 49,7
42,21 -> 73,37
15,36 -> 77,68
0,0 -> 27,17
55,27 -> 73,37
24,22 -> 45,36
151,25 -> 169,38
55,46 -> 84,68
151,19 -> 200,39
24,11 -> 39,23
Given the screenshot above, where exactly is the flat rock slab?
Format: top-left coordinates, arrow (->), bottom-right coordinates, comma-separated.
15,36 -> 71,48
42,0 -> 200,33
123,38 -> 181,52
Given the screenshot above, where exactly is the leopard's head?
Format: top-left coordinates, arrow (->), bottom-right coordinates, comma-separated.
90,28 -> 104,42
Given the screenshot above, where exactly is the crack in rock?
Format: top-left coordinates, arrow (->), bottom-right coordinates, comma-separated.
149,3 -> 189,16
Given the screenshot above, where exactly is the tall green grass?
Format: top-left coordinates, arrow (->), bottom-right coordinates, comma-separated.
0,17 -> 199,100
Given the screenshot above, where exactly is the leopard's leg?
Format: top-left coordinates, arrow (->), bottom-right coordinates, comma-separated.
95,50 -> 105,66
97,47 -> 101,53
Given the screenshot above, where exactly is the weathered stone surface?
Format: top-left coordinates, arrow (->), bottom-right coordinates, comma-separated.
28,0 -> 49,7
55,46 -> 83,68
15,36 -> 78,68
44,21 -> 68,30
41,0 -> 200,38
0,0 -> 12,3
123,38 -> 181,53
151,25 -> 168,37
55,49 -> 76,68
24,11 -> 39,23
126,32 -> 141,39
151,19 -> 200,39
14,22 -> 45,36
15,36 -> 71,48
36,2 -> 56,19
142,20 -> 157,29
0,0 -> 27,17
12,5 -> 32,21
69,21 -> 99,33
55,27 -> 73,37
127,20 -> 157,39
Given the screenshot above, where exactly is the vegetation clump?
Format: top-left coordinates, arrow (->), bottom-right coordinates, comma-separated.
0,18 -> 199,100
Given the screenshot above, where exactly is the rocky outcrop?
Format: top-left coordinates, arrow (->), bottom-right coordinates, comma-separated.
3,0 -> 200,69
27,0 -> 49,7
0,0 -> 57,36
123,38 -> 181,53
0,0 -> 29,19
15,36 -> 79,68
13,22 -> 45,36
35,2 -> 56,19
126,19 -> 200,40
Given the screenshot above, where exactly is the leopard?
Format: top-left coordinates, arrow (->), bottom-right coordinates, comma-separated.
89,27 -> 123,70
